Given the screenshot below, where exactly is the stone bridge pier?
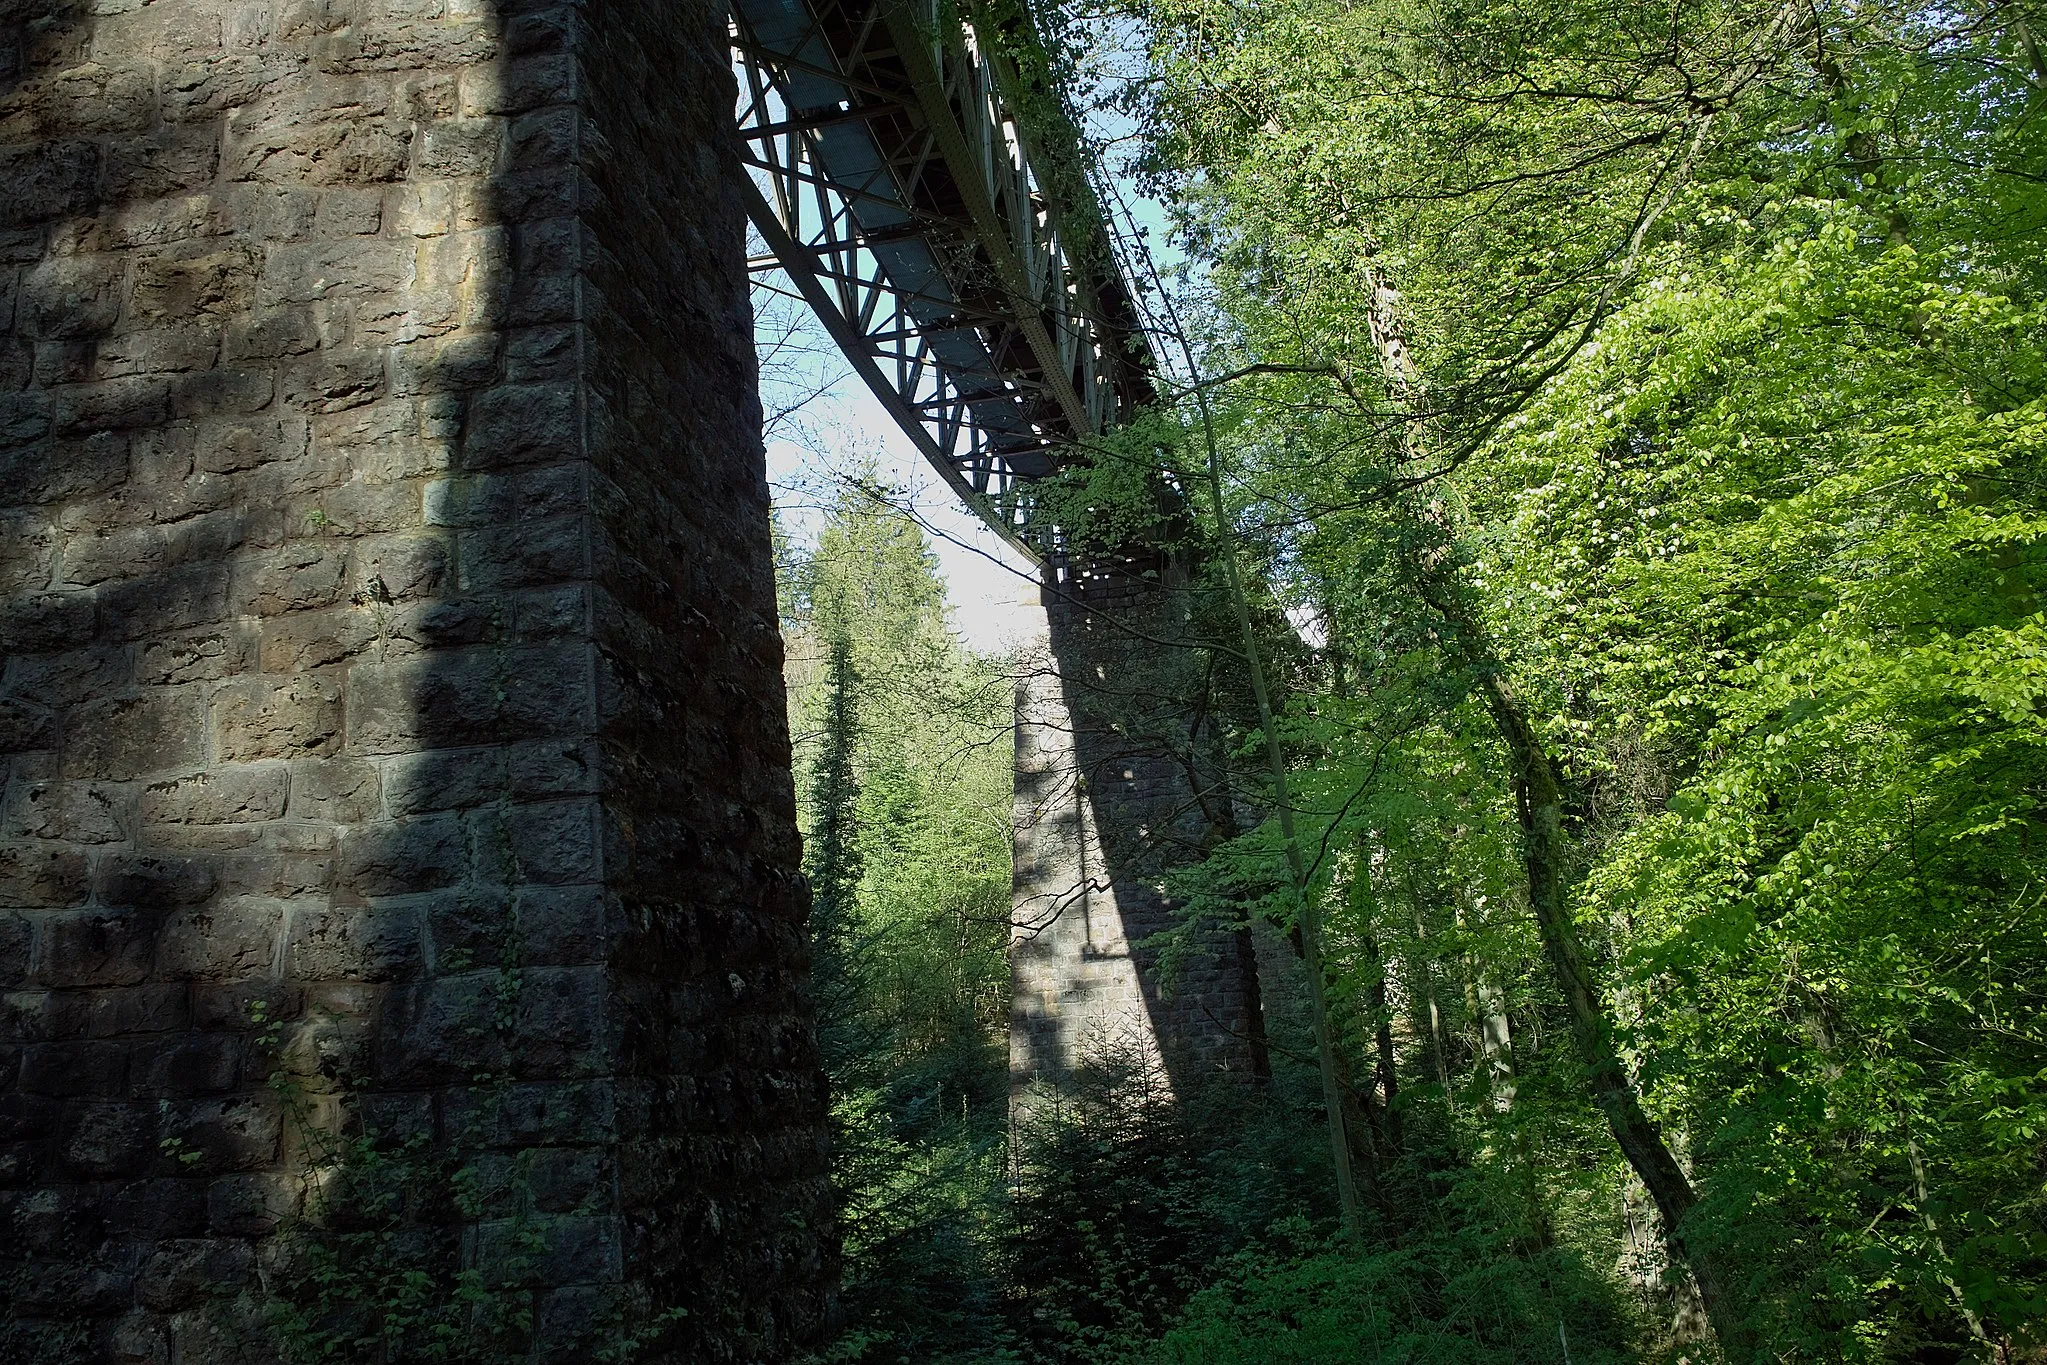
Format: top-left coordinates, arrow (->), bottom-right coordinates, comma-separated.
0,1 -> 831,1360
1009,554 -> 1269,1102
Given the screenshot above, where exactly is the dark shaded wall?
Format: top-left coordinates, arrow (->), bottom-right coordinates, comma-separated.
0,0 -> 831,1359
1010,560 -> 1265,1099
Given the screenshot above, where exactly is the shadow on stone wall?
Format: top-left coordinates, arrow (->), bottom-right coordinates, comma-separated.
1009,560 -> 1268,1104
0,2 -> 829,1361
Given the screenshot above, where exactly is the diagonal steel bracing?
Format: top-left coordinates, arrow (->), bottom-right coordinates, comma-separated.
731,0 -> 1156,559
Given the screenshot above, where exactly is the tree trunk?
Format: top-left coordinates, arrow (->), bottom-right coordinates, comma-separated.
1344,838 -> 1405,1153
1148,253 -> 1364,1235
1458,891 -> 1516,1111
1359,259 -> 1753,1354
1472,655 -> 1752,1357
1406,902 -> 1456,1107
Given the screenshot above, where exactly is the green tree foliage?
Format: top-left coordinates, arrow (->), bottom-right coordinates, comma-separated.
783,481 -> 1346,1365
772,2 -> 2047,1355
782,481 -> 1018,1360
1029,0 -> 2047,1356
807,629 -> 863,1033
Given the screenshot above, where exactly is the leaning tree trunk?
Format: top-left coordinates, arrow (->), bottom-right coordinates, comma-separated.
1470,656 -> 1751,1355
1360,262 -> 1754,1357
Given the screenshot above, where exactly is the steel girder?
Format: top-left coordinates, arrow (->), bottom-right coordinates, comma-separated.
731,0 -> 1156,559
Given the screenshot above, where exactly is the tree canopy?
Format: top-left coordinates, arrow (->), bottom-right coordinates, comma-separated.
778,1 -> 2047,1358
1090,0 -> 2047,1354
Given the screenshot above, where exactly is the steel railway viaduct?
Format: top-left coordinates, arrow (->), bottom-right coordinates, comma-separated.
0,0 -> 1265,1358
731,0 -> 1267,1102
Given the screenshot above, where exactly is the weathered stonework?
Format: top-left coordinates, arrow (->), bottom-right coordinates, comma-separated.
0,1 -> 832,1360
1010,559 -> 1266,1098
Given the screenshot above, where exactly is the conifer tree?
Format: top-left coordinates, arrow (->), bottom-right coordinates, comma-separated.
805,624 -> 863,1065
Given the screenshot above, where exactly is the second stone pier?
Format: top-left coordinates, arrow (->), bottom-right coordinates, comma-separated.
1010,554 -> 1268,1100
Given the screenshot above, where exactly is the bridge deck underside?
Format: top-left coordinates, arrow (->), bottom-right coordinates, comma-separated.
732,0 -> 1155,550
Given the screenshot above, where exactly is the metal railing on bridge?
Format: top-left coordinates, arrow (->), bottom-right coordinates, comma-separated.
731,0 -> 1156,559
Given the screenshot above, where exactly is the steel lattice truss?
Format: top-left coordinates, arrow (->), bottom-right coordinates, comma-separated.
731,0 -> 1156,558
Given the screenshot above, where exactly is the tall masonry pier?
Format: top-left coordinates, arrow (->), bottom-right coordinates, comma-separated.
0,1 -> 831,1359
1009,553 -> 1268,1098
